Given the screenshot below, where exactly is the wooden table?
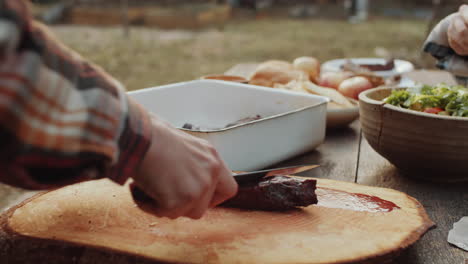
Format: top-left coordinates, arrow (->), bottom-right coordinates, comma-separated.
0,66 -> 466,264
226,64 -> 468,264
272,121 -> 468,264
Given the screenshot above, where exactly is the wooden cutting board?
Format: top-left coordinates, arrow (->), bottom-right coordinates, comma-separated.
0,178 -> 434,264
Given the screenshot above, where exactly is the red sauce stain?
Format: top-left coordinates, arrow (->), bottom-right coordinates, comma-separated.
100,187 -> 399,250
315,187 -> 400,213
135,188 -> 399,248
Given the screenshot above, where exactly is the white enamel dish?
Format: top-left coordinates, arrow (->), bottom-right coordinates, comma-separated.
128,80 -> 328,171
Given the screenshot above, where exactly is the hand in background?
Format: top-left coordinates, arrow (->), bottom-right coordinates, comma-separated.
448,5 -> 468,55
132,114 -> 238,219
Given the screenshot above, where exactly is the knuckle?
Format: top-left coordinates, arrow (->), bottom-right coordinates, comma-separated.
208,159 -> 221,171
181,178 -> 213,202
210,147 -> 221,163
199,176 -> 212,191
198,138 -> 211,147
203,143 -> 220,158
180,189 -> 201,202
208,145 -> 219,155
203,157 -> 221,175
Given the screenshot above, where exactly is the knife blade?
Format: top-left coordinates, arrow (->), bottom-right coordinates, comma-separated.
233,164 -> 319,184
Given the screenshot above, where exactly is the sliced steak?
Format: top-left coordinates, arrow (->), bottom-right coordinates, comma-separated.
222,175 -> 318,211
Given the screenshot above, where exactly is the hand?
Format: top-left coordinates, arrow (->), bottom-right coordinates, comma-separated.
448,5 -> 468,55
132,114 -> 238,219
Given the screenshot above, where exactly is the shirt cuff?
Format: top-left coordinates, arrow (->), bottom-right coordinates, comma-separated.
106,97 -> 152,185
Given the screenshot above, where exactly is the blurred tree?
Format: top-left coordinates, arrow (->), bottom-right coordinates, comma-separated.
347,0 -> 368,23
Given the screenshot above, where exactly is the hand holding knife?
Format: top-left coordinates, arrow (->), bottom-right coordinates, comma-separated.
131,164 -> 319,211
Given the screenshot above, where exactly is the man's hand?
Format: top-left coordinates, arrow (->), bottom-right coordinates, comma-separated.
448,5 -> 468,55
132,114 -> 238,219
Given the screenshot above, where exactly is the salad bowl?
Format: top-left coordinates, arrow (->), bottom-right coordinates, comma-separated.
359,86 -> 468,182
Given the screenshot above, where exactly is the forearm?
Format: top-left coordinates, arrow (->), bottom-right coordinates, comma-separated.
0,0 -> 151,189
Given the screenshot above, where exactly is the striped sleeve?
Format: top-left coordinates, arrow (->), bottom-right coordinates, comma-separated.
0,0 -> 151,189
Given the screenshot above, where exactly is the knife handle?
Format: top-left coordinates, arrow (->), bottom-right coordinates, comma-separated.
130,183 -> 160,213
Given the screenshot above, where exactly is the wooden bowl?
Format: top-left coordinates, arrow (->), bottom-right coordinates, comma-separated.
359,87 -> 468,182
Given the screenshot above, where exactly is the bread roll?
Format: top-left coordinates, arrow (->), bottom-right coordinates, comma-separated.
274,80 -> 310,94
293,56 -> 321,82
303,81 -> 355,107
249,61 -> 308,88
256,60 -> 294,71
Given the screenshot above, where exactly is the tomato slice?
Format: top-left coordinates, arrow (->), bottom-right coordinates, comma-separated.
423,107 -> 444,114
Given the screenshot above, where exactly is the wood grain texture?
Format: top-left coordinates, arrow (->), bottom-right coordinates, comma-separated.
1,177 -> 433,264
357,137 -> 468,264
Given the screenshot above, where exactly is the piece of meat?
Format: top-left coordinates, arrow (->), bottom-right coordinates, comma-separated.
342,59 -> 395,72
359,59 -> 395,71
222,175 -> 317,211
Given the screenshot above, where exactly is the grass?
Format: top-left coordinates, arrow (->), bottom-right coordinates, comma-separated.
50,17 -> 435,91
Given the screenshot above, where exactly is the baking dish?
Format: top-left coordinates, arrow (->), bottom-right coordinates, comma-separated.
128,80 -> 328,171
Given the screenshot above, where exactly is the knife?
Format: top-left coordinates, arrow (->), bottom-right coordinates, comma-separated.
130,164 -> 319,210
233,164 -> 319,184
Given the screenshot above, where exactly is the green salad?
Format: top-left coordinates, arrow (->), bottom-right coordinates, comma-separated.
384,84 -> 468,117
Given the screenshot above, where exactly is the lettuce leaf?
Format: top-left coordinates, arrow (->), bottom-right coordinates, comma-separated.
384,84 -> 468,117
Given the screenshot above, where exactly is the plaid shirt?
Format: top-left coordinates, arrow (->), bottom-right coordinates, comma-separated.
0,0 -> 151,189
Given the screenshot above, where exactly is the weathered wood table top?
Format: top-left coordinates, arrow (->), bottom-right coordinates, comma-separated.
226,64 -> 468,264
274,121 -> 468,264
0,66 -> 466,264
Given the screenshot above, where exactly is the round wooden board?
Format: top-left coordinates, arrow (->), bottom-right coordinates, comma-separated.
1,178 -> 434,264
